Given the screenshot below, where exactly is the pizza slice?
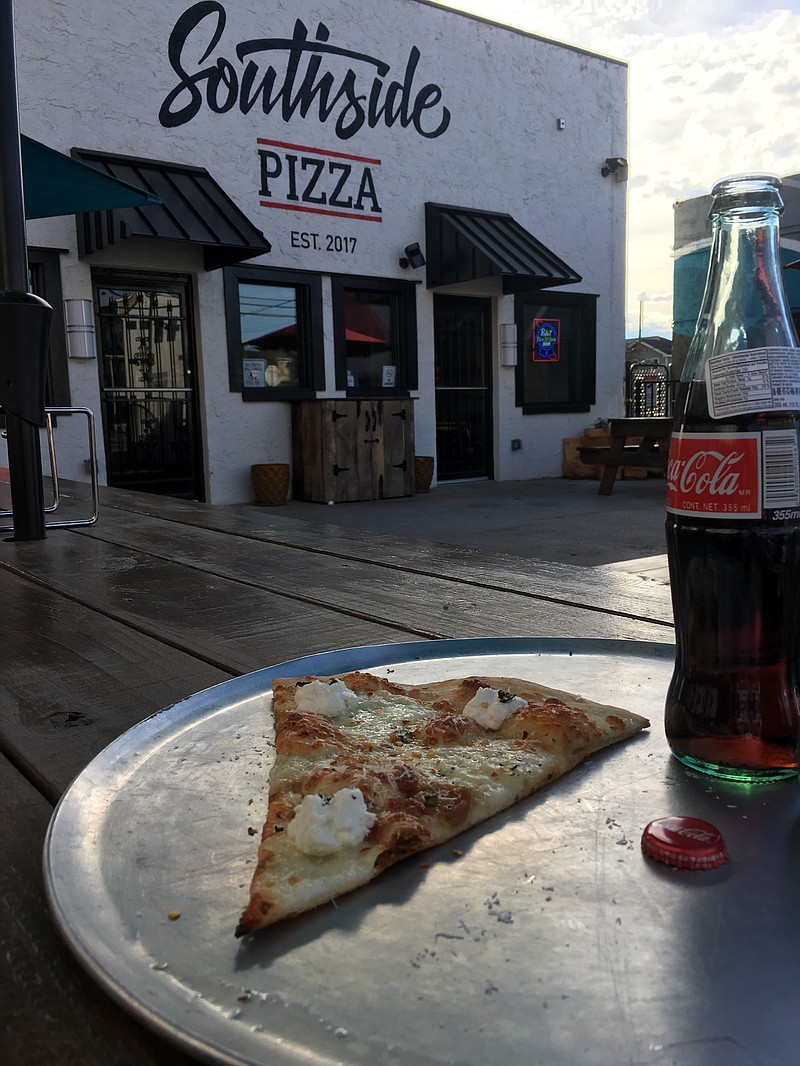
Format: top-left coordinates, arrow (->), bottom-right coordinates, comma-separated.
236,670 -> 649,936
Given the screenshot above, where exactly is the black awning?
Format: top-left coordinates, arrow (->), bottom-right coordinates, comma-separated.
425,203 -> 581,291
73,150 -> 271,270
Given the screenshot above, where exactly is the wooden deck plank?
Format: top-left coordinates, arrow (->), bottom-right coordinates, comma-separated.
64,508 -> 673,643
602,554 -> 671,583
0,568 -> 233,801
0,535 -> 421,678
0,757 -> 196,1066
55,482 -> 674,625
1,485 -> 672,804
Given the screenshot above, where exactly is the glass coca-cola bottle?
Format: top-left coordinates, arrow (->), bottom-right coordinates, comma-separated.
665,174 -> 800,781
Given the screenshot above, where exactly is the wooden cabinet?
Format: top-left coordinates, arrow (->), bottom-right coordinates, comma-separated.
292,399 -> 415,502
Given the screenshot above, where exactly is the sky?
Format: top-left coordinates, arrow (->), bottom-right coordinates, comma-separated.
441,0 -> 800,338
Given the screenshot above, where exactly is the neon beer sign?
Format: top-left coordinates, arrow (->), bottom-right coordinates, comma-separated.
532,318 -> 560,362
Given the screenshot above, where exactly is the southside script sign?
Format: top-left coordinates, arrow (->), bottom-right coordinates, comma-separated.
159,1 -> 452,140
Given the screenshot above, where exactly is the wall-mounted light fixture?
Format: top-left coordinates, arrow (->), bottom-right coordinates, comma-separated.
601,156 -> 629,182
399,242 -> 426,269
64,299 -> 97,358
499,322 -> 518,366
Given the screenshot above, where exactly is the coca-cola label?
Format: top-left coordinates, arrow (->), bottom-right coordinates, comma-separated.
666,432 -> 761,517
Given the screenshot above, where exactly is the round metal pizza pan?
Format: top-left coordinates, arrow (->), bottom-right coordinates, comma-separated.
43,637 -> 800,1066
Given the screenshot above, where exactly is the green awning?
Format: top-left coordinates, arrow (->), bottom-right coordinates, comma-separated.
21,135 -> 162,219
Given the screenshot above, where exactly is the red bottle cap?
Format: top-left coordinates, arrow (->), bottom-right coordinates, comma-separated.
641,816 -> 728,870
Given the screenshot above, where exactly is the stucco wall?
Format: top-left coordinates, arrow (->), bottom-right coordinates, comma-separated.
11,0 -> 628,502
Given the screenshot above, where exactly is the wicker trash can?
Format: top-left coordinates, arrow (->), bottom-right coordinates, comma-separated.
414,455 -> 435,493
251,463 -> 290,506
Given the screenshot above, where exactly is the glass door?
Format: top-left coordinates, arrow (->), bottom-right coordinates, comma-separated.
95,276 -> 203,499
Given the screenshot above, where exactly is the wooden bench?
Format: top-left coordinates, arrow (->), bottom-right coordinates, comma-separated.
579,416 -> 672,495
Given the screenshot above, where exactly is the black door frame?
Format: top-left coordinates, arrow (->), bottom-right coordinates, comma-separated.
92,269 -> 204,500
433,293 -> 493,481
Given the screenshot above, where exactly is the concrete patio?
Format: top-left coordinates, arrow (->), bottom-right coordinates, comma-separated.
279,475 -> 670,577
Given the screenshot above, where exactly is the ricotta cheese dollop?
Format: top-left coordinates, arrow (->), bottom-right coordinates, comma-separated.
294,678 -> 359,718
287,788 -> 377,856
463,687 -> 527,729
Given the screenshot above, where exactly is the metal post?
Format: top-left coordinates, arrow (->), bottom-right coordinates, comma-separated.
0,0 -> 45,540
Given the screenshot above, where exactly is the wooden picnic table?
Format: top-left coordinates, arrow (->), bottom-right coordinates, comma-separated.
0,480 -> 796,1066
580,416 -> 673,495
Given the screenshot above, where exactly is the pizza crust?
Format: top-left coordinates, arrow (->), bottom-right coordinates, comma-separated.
236,671 -> 649,936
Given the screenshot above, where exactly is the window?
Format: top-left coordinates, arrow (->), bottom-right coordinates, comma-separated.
514,291 -> 597,413
331,277 -> 418,393
224,266 -> 323,399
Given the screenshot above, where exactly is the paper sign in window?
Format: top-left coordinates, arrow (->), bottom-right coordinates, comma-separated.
243,358 -> 266,387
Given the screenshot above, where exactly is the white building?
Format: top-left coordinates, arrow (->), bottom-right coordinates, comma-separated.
9,0 -> 628,503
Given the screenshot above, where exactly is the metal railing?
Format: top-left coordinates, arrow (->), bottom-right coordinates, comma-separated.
625,361 -> 672,417
1,406 -> 99,532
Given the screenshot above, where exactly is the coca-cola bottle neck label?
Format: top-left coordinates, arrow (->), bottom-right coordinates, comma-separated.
704,346 -> 800,419
667,430 -> 800,520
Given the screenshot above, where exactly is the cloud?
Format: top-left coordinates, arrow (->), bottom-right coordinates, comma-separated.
706,71 -> 746,94
773,76 -> 800,96
444,2 -> 800,336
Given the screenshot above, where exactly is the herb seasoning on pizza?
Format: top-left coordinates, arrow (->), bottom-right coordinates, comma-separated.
236,671 -> 649,935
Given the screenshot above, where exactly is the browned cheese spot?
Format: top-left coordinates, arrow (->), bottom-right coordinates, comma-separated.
275,712 -> 347,755
420,712 -> 476,746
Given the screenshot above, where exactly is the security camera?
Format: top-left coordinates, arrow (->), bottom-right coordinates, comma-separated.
399,242 -> 426,269
601,157 -> 628,178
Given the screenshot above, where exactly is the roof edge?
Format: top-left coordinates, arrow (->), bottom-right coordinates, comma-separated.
408,0 -> 628,68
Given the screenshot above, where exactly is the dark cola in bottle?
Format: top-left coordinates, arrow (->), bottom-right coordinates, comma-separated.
665,174 -> 800,781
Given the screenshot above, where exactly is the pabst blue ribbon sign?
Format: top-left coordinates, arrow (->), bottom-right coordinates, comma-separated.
532,319 -> 560,362
666,432 -> 761,518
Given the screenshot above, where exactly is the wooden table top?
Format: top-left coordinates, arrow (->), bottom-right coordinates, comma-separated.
2,479 -> 678,1065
